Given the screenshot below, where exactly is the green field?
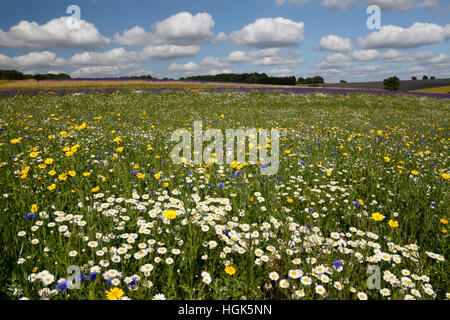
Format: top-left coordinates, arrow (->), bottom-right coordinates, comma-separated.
0,90 -> 448,300
413,86 -> 450,94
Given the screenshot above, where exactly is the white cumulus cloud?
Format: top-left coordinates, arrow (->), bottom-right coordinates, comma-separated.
358,22 -> 450,49
316,35 -> 352,52
113,12 -> 215,46
228,17 -> 305,48
167,61 -> 199,71
0,17 -> 109,49
0,51 -> 66,70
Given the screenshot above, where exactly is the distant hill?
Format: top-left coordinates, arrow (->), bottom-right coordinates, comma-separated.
320,78 -> 450,91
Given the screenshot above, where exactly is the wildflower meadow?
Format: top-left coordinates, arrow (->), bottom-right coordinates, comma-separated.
0,89 -> 448,300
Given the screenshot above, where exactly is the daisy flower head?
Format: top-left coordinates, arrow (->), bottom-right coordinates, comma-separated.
279,279 -> 289,289
269,272 -> 279,281
153,293 -> 166,300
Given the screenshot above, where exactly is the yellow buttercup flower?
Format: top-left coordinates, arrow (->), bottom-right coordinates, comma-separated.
411,170 -> 419,176
91,186 -> 100,192
48,184 -> 56,191
225,266 -> 236,275
154,173 -> 161,179
164,210 -> 177,220
106,287 -> 124,300
442,173 -> 450,180
10,137 -> 22,144
388,220 -> 399,228
44,158 -> 54,165
372,212 -> 385,221
136,172 -> 145,179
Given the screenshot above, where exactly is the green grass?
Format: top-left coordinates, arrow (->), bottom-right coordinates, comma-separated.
413,85 -> 450,94
0,90 -> 448,300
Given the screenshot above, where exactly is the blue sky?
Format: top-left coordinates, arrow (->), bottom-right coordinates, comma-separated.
0,0 -> 449,82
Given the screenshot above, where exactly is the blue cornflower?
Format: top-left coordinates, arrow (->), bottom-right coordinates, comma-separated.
89,272 -> 97,281
56,280 -> 70,292
129,278 -> 138,286
353,202 -> 361,208
24,212 -> 36,220
216,183 -> 225,189
130,170 -> 138,175
332,260 -> 344,269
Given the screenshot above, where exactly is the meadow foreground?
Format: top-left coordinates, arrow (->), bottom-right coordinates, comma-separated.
0,90 -> 448,300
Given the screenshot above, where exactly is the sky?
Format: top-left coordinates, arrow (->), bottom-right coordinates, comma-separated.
0,0 -> 449,82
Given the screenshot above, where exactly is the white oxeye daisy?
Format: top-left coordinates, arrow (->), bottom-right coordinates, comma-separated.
69,251 -> 77,257
288,269 -> 302,279
301,276 -> 312,286
88,241 -> 98,248
279,279 -> 289,289
294,290 -> 305,298
152,293 -> 166,300
334,282 -> 343,291
315,285 -> 326,295
202,276 -> 212,285
379,288 -> 390,296
140,264 -> 154,273
269,272 -> 279,281
357,292 -> 368,300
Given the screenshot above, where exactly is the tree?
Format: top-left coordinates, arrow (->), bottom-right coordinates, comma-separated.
297,77 -> 306,84
383,76 -> 400,91
340,80 -> 347,83
430,76 -> 436,80
312,76 -> 324,84
411,76 -> 417,80
422,75 -> 428,80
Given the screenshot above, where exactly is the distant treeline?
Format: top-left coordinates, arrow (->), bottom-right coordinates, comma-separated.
181,73 -> 297,86
122,75 -> 153,80
0,70 -> 71,80
297,76 -> 324,84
